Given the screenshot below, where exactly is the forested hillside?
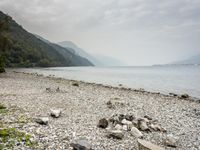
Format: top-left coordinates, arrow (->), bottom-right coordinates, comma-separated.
0,11 -> 93,68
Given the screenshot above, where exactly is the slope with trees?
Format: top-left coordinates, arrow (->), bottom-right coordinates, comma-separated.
0,11 -> 93,70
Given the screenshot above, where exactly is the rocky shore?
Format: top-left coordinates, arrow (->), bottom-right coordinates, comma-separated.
0,71 -> 199,150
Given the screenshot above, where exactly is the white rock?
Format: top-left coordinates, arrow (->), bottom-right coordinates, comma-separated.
122,125 -> 128,131
50,109 -> 61,118
115,124 -> 123,130
138,139 -> 165,150
121,119 -> 132,125
138,119 -> 149,131
149,124 -> 166,132
131,127 -> 143,139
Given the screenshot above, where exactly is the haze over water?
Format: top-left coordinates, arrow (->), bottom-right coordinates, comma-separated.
18,65 -> 200,98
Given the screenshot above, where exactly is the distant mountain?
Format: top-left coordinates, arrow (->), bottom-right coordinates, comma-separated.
171,54 -> 200,65
94,54 -> 126,66
35,36 -> 93,66
0,11 -> 93,67
58,41 -> 125,66
58,41 -> 102,66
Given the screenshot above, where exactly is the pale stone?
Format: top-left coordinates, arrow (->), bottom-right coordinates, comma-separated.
138,139 -> 165,150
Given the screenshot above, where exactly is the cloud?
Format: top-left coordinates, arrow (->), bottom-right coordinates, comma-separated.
0,0 -> 200,65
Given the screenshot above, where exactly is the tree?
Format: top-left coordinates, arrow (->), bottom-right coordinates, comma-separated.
0,16 -> 9,73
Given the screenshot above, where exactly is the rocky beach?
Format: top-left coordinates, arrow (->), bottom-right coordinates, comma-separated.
0,71 -> 199,150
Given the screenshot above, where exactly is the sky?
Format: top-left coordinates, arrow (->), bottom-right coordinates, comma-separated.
0,0 -> 200,66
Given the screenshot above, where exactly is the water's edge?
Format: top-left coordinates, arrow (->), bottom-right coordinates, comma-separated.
11,69 -> 200,103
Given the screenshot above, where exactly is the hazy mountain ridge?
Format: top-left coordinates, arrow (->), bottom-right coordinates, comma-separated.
58,41 -> 103,66
58,41 -> 125,66
0,11 -> 93,67
171,54 -> 200,65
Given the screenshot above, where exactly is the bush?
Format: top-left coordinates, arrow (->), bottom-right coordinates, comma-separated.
0,66 -> 5,73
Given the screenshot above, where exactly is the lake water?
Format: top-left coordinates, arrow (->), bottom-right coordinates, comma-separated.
17,65 -> 200,98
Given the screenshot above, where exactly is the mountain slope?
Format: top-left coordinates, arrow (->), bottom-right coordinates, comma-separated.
35,35 -> 93,66
58,41 -> 103,66
0,11 -> 93,67
58,41 -> 126,66
93,54 -> 126,66
171,54 -> 200,65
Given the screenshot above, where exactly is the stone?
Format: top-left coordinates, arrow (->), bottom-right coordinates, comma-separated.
72,82 -> 79,87
56,87 -> 60,92
138,119 -> 149,131
143,118 -> 150,123
50,109 -> 61,118
138,139 -> 165,150
107,130 -> 124,140
165,134 -> 178,148
131,127 -> 143,139
70,138 -> 93,150
97,118 -> 108,129
125,113 -> 135,121
169,93 -> 178,97
109,115 -> 120,125
122,125 -> 128,131
149,124 -> 166,132
180,94 -> 189,99
35,117 -> 49,125
144,115 -> 153,120
121,119 -> 133,130
118,114 -> 125,121
115,124 -> 123,130
106,101 -> 115,109
193,109 -> 200,116
121,119 -> 132,125
132,119 -> 138,127
46,88 -> 51,92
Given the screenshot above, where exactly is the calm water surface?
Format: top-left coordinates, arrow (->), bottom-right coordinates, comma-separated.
17,65 -> 200,98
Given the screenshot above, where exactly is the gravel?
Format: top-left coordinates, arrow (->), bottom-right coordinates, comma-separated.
0,71 -> 199,150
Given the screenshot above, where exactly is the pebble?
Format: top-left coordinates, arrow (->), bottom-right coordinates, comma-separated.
115,124 -> 123,130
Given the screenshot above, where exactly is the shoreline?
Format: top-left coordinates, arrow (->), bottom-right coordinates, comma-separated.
12,70 -> 200,103
0,71 -> 200,149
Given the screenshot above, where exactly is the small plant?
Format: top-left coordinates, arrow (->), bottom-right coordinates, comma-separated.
0,103 -> 7,114
0,128 -> 38,149
0,104 -> 6,109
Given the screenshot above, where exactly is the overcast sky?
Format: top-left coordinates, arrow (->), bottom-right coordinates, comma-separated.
0,0 -> 200,65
